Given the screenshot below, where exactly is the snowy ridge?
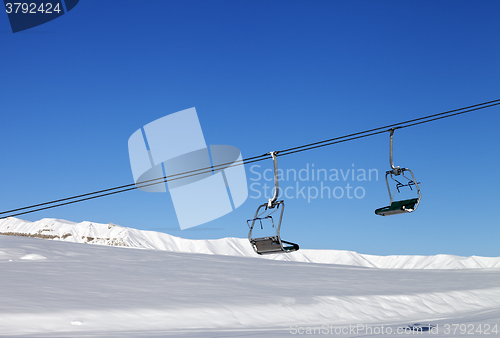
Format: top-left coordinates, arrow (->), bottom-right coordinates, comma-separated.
1,217 -> 499,269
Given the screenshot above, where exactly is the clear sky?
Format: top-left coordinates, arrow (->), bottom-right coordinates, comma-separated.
1,0 -> 499,256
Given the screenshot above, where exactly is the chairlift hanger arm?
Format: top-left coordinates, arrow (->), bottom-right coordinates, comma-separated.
268,151 -> 280,208
389,128 -> 404,175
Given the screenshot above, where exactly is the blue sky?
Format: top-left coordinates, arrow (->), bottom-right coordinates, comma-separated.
1,0 -> 499,256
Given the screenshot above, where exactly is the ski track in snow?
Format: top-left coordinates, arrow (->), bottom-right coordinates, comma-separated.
0,217 -> 499,337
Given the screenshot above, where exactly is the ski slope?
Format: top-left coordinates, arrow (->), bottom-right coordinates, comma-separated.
0,218 -> 499,337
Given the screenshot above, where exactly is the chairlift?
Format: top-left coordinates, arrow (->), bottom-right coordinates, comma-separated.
247,151 -> 299,255
375,129 -> 421,216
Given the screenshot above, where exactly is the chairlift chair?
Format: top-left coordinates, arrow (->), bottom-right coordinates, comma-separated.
375,129 -> 421,216
247,151 -> 299,255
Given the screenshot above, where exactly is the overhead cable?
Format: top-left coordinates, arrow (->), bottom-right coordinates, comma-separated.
1,99 -> 498,218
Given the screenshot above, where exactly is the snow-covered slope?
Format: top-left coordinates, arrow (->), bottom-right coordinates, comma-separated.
1,235 -> 499,337
1,217 -> 499,269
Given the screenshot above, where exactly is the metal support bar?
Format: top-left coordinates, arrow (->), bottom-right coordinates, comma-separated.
268,151 -> 280,208
247,200 -> 285,251
384,168 -> 422,207
404,168 -> 422,211
389,128 -> 402,175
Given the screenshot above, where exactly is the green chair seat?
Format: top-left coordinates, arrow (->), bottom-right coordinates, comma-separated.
375,198 -> 419,216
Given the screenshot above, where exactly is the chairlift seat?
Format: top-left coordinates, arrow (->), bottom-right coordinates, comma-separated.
247,152 -> 299,255
250,236 -> 299,255
375,198 -> 419,216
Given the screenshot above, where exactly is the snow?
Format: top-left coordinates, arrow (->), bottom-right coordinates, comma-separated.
0,217 -> 499,337
20,253 -> 47,260
1,217 -> 499,269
